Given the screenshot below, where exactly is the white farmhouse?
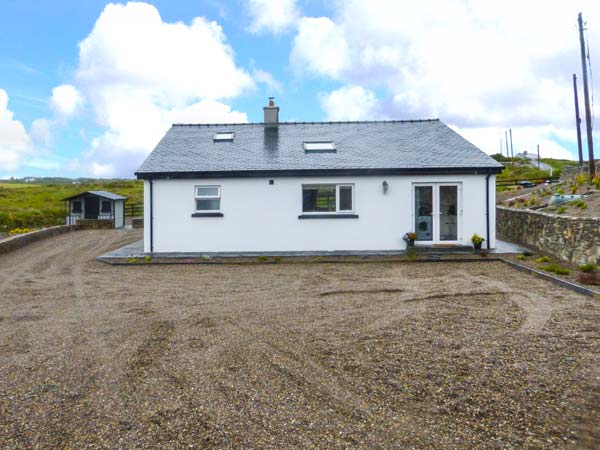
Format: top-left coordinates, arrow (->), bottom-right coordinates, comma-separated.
136,100 -> 503,254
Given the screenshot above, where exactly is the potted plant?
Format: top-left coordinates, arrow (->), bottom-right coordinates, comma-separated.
471,233 -> 485,251
403,232 -> 417,247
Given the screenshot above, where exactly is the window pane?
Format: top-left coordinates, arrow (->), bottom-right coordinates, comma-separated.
72,201 -> 82,213
213,132 -> 234,141
302,185 -> 336,212
303,142 -> 336,152
415,186 -> 433,241
101,201 -> 111,213
196,199 -> 220,211
339,186 -> 353,211
196,186 -> 219,197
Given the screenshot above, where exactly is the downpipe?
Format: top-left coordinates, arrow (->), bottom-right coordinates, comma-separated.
485,172 -> 491,250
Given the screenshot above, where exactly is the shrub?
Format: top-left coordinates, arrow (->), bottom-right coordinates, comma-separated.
535,256 -> 550,263
143,255 -> 152,263
570,185 -> 578,194
576,173 -> 588,185
8,227 -> 31,235
126,257 -> 138,264
273,257 -> 282,263
593,174 -> 600,189
517,254 -> 526,261
557,206 -> 567,214
556,187 -> 564,194
257,256 -> 268,262
540,264 -> 570,275
578,263 -> 597,273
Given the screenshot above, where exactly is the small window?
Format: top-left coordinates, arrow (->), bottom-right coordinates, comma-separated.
213,132 -> 234,141
100,200 -> 111,214
72,200 -> 82,214
302,184 -> 354,213
195,185 -> 221,212
303,141 -> 336,153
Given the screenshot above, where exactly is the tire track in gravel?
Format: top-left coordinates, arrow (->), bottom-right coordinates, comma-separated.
217,322 -> 418,440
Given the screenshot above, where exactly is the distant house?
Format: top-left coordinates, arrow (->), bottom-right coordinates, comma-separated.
64,191 -> 127,228
135,100 -> 503,254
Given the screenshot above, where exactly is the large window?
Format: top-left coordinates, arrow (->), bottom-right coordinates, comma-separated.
195,186 -> 221,212
302,184 -> 354,213
72,200 -> 82,214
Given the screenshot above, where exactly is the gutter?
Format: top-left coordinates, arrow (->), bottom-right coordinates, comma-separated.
149,179 -> 154,253
485,172 -> 491,250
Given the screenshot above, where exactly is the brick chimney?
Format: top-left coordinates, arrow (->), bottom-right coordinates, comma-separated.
263,97 -> 279,128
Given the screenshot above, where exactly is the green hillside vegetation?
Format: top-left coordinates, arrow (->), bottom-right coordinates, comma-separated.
0,179 -> 143,231
490,154 -> 578,181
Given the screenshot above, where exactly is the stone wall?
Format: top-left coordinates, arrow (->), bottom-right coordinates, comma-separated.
497,206 -> 600,264
562,161 -> 600,183
132,217 -> 144,229
0,225 -> 79,255
78,219 -> 114,229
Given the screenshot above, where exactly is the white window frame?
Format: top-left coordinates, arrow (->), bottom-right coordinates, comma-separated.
303,141 -> 337,153
301,183 -> 355,214
213,132 -> 234,141
194,185 -> 221,213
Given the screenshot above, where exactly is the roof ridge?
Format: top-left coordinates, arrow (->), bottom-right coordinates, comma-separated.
171,119 -> 440,127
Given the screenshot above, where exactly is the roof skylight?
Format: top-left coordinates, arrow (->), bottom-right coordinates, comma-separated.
213,132 -> 235,141
303,141 -> 336,153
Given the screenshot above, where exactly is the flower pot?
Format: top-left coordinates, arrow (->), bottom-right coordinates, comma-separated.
473,242 -> 483,251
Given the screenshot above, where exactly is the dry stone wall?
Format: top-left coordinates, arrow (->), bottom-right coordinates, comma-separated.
0,225 -> 79,255
497,206 -> 599,264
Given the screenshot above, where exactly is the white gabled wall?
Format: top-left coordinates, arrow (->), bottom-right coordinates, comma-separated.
145,174 -> 495,253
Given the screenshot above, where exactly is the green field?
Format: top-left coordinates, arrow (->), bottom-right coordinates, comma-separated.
0,180 -> 143,231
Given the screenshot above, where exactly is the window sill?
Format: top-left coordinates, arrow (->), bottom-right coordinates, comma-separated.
191,212 -> 224,217
298,214 -> 359,219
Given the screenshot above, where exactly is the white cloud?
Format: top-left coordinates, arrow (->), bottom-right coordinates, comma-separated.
30,118 -> 53,147
291,0 -> 600,159
291,17 -> 348,78
0,89 -> 33,172
245,0 -> 299,34
320,85 -> 379,121
50,84 -> 84,117
68,2 -> 254,177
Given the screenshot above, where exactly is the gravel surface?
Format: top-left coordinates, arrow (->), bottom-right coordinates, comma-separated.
1,229 -> 600,448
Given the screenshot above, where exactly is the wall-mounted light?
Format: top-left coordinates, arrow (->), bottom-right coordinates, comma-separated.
382,180 -> 389,193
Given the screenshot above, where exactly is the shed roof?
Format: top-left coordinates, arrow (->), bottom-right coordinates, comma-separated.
62,190 -> 128,201
136,119 -> 503,179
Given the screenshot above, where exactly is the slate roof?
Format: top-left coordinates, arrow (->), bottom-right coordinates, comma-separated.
62,191 -> 127,201
136,119 -> 503,178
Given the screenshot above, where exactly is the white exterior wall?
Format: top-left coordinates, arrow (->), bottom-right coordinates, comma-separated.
115,200 -> 125,228
144,175 -> 496,254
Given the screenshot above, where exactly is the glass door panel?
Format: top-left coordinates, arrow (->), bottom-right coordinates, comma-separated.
439,185 -> 458,241
414,186 -> 433,241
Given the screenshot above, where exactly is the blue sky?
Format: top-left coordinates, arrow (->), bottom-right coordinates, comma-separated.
0,0 -> 598,179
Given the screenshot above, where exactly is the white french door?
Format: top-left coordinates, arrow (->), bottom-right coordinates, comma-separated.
413,183 -> 461,244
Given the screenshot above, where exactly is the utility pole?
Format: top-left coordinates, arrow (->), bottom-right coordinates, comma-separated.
509,128 -> 514,166
578,12 -> 596,178
505,130 -> 509,158
537,144 -> 540,169
573,73 -> 584,166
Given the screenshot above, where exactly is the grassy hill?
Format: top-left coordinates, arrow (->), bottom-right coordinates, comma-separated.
490,154 -> 579,182
0,179 -> 143,231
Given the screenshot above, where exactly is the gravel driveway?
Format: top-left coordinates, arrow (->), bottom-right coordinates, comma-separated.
1,229 -> 599,448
